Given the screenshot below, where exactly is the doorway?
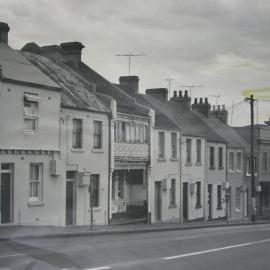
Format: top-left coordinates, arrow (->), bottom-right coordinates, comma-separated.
208,184 -> 212,220
1,164 -> 13,224
155,182 -> 162,221
183,183 -> 188,220
66,171 -> 76,225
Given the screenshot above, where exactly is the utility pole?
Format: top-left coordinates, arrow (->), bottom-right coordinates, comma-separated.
116,52 -> 146,76
166,78 -> 173,98
250,94 -> 256,222
179,85 -> 203,99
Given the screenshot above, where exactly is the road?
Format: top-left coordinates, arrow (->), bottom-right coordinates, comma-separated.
1,224 -> 270,269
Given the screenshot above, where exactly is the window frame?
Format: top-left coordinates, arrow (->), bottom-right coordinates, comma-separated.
72,118 -> 83,149
237,152 -> 242,171
229,152 -> 234,172
196,139 -> 201,164
209,146 -> 215,169
218,147 -> 223,169
186,138 -> 192,164
29,163 -> 43,202
93,120 -> 103,149
158,131 -> 165,159
171,132 -> 177,159
23,95 -> 39,133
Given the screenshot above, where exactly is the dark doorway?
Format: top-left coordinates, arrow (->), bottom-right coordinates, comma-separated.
155,182 -> 162,221
66,181 -> 75,225
208,184 -> 212,219
1,172 -> 12,223
183,182 -> 188,220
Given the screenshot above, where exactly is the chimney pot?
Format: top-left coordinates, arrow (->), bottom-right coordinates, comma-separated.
222,104 -> 225,110
217,105 -> 221,111
0,22 -> 10,45
213,105 -> 216,111
205,97 -> 208,104
199,98 -> 203,104
184,90 -> 188,97
179,90 -> 182,98
194,98 -> 198,104
173,91 -> 177,98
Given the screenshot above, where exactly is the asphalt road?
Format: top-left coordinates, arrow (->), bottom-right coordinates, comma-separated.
1,224 -> 270,269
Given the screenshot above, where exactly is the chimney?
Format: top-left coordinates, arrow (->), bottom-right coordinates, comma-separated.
60,42 -> 85,64
170,89 -> 191,109
119,76 -> 139,96
192,96 -> 211,116
171,90 -> 178,101
0,22 -> 10,45
145,88 -> 168,103
210,104 -> 228,124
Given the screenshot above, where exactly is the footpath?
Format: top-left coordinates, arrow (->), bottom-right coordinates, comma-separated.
0,219 -> 269,241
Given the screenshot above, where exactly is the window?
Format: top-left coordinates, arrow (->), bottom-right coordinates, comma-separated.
237,152 -> 242,171
90,174 -> 99,207
169,179 -> 176,205
235,187 -> 240,210
144,125 -> 148,143
24,95 -> 39,132
186,139 -> 192,163
93,121 -> 102,149
29,164 -> 42,201
118,175 -> 124,199
209,146 -> 215,169
196,139 -> 201,164
72,119 -> 82,148
218,147 -> 223,169
121,122 -> 126,142
158,132 -> 165,159
217,185 -> 222,209
171,133 -> 177,159
229,152 -> 234,172
246,157 -> 251,175
196,182 -> 201,207
263,152 -> 268,172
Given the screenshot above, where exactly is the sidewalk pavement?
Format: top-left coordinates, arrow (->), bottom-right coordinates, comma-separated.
1,219 -> 270,241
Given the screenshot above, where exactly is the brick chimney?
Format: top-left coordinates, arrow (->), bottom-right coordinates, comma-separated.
170,90 -> 191,109
60,42 -> 85,64
0,22 -> 10,45
145,88 -> 168,103
119,76 -> 139,96
209,104 -> 228,124
192,97 -> 211,116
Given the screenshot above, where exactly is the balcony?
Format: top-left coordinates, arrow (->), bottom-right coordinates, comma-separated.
114,143 -> 149,161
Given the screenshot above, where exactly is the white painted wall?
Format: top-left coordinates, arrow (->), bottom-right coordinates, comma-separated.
151,128 -> 181,223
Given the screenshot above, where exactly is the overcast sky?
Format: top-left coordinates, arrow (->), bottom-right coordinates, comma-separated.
1,0 -> 270,126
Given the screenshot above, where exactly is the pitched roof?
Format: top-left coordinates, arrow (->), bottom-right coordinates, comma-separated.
193,111 -> 249,149
22,51 -> 110,114
0,44 -> 60,91
134,94 -> 179,130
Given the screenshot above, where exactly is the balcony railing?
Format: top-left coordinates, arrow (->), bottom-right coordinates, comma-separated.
114,142 -> 149,161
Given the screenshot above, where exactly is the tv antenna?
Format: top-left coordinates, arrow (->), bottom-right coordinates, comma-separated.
208,94 -> 221,106
179,85 -> 203,98
116,52 -> 146,76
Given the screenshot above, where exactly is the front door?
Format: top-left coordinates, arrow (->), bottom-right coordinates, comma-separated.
208,184 -> 212,219
155,182 -> 162,221
66,181 -> 75,225
1,164 -> 13,224
183,183 -> 188,220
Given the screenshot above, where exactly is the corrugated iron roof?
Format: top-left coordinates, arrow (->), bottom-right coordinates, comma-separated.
22,52 -> 110,114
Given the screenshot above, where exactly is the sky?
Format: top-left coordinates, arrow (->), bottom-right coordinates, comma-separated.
1,0 -> 270,126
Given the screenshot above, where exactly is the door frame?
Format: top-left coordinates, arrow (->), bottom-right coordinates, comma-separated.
208,184 -> 212,220
66,176 -> 77,226
155,181 -> 162,221
0,163 -> 14,224
182,182 -> 188,221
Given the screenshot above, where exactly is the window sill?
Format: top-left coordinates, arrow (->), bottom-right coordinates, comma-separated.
229,170 -> 235,173
157,158 -> 167,162
169,204 -> 177,209
28,201 -> 45,207
88,207 -> 101,212
71,148 -> 84,153
170,157 -> 179,162
24,130 -> 38,134
209,167 -> 216,170
216,206 -> 223,210
236,170 -> 242,173
195,204 -> 202,209
235,208 -> 241,213
92,148 -> 104,153
185,162 -> 193,166
218,166 -> 224,170
195,162 -> 202,166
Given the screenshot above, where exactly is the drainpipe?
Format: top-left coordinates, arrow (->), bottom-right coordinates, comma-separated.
179,131 -> 183,223
107,114 -> 112,225
204,139 -> 208,221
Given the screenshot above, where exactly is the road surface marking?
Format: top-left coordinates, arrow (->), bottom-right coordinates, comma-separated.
163,238 -> 270,260
84,267 -> 111,270
173,235 -> 202,241
0,253 -> 25,258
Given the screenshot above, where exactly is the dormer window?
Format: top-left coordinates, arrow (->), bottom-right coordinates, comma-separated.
24,93 -> 40,132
